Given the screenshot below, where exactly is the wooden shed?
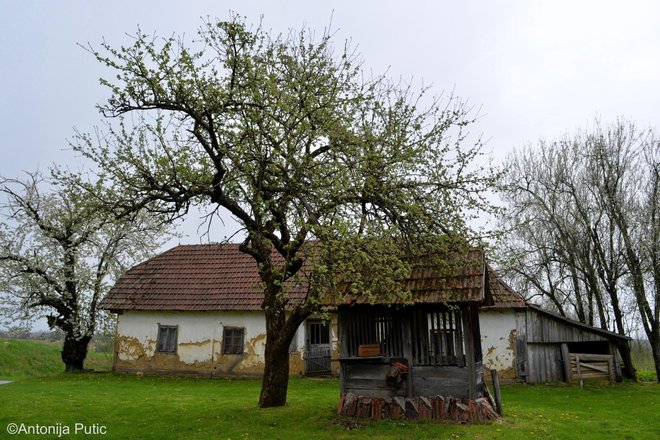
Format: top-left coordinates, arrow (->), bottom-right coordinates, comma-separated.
516,304 -> 629,384
480,270 -> 630,385
336,249 -> 499,422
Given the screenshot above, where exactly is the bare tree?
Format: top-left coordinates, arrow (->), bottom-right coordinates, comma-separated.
0,170 -> 168,371
498,119 -> 659,380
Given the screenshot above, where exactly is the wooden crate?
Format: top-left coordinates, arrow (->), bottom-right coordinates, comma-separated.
358,344 -> 381,357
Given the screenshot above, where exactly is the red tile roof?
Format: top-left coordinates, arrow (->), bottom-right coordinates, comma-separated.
99,244 -> 308,312
339,248 -> 487,305
484,267 -> 526,309
101,244 -> 490,312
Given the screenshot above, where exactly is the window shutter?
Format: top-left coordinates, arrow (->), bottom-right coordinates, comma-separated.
167,327 -> 177,352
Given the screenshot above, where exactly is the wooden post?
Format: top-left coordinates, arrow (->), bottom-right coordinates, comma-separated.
575,355 -> 583,388
560,343 -> 570,383
490,369 -> 503,416
402,308 -> 413,398
112,318 -> 120,373
462,304 -> 477,400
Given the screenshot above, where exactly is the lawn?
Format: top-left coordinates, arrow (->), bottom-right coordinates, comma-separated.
0,374 -> 658,439
0,338 -> 112,380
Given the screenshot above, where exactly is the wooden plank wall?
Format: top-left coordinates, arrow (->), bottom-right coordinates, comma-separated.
525,310 -> 609,343
411,365 -> 471,399
526,343 -> 564,383
343,362 -> 408,398
515,310 -> 528,381
342,364 -> 476,399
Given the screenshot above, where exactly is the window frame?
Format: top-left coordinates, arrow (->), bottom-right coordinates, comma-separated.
156,325 -> 178,354
222,327 -> 245,355
308,321 -> 330,345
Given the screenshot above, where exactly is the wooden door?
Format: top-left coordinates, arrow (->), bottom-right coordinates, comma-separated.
305,321 -> 331,375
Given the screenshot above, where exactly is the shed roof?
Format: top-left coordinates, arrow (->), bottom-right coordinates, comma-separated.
340,248 -> 487,305
480,270 -> 629,341
527,303 -> 631,342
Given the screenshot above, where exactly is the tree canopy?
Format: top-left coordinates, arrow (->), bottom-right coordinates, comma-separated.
76,16 -> 500,406
0,170 -> 168,371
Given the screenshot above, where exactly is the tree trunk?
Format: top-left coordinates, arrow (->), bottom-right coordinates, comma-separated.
62,334 -> 91,372
616,342 -> 637,380
651,329 -> 660,384
259,309 -> 290,408
610,295 -> 637,380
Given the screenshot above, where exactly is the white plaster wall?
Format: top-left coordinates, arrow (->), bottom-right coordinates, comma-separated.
117,311 -> 312,366
117,310 -> 269,364
479,309 -> 517,373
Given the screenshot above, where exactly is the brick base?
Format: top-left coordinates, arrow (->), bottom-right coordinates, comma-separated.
337,393 -> 498,423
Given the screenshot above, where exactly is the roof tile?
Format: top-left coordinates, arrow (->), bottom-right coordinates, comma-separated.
101,244 -> 490,312
100,244 -> 307,311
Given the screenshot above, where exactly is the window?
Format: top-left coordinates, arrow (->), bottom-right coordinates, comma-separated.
411,307 -> 464,366
223,327 -> 244,354
157,325 -> 178,353
309,322 -> 330,345
342,306 -> 404,358
430,329 -> 455,358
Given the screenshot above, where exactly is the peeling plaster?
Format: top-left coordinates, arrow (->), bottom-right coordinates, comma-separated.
479,310 -> 517,380
113,310 -> 339,377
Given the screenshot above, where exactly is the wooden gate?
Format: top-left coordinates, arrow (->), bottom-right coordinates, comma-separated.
305,321 -> 331,375
569,353 -> 615,385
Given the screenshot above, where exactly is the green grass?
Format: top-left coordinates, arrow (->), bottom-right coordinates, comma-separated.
0,340 -> 657,438
0,374 -> 657,439
0,338 -> 112,380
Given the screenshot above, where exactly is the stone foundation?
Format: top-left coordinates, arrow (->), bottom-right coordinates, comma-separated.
337,393 -> 499,423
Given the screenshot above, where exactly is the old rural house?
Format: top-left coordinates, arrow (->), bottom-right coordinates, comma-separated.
102,243 -> 628,390
100,244 -> 338,377
480,269 -> 631,384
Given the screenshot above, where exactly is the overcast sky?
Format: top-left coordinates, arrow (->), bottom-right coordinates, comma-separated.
2,0 -> 659,244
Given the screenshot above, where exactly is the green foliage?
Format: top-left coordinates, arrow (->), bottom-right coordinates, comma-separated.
637,370 -> 658,382
77,14 -> 499,303
0,375 -> 658,439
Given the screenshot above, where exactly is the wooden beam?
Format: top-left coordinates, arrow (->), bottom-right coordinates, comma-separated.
560,343 -> 570,382
401,308 -> 413,398
490,369 -> 503,416
462,304 -> 477,400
